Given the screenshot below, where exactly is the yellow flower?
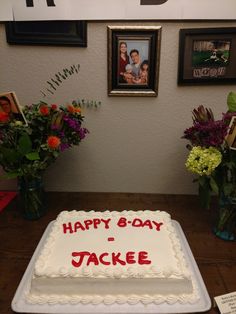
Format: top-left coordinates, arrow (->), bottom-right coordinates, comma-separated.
14,121 -> 23,126
185,146 -> 222,176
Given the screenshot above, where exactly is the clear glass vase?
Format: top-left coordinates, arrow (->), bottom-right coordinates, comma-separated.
213,195 -> 236,241
17,175 -> 46,220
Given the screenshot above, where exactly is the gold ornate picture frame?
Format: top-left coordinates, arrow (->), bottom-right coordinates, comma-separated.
108,26 -> 162,97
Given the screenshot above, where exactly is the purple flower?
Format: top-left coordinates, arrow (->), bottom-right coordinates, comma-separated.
60,143 -> 71,152
63,116 -> 89,139
79,128 -> 89,139
63,116 -> 81,132
222,112 -> 236,124
183,120 -> 228,148
51,124 -> 60,131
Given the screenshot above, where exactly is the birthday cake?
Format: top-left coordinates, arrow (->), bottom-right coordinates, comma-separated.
26,210 -> 199,305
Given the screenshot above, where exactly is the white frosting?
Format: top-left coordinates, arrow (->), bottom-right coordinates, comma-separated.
26,210 -> 199,305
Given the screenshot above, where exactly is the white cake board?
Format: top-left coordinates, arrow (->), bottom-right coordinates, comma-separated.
11,220 -> 211,314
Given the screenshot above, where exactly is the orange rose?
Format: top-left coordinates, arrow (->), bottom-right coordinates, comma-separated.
39,105 -> 50,116
67,105 -> 75,113
47,136 -> 61,149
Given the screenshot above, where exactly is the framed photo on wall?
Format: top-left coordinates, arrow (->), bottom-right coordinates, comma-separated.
178,27 -> 236,85
5,21 -> 87,47
107,26 -> 162,97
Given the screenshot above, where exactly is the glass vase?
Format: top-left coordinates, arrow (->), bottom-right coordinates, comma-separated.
213,194 -> 236,241
17,175 -> 46,220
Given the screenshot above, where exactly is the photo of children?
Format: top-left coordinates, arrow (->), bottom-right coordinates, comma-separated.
118,39 -> 149,85
0,91 -> 27,125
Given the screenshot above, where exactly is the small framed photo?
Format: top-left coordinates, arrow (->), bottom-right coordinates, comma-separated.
178,27 -> 236,85
0,91 -> 27,125
226,116 -> 236,149
107,26 -> 162,97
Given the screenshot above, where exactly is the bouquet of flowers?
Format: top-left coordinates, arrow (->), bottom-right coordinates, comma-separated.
0,101 -> 88,179
183,92 -> 236,240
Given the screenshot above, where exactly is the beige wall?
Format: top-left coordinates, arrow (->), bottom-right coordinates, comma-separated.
0,21 -> 236,193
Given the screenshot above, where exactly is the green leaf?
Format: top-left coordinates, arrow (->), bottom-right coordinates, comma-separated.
223,183 -> 234,196
198,176 -> 208,187
5,172 -> 19,179
227,91 -> 236,112
0,147 -> 20,163
25,152 -> 40,161
222,161 -> 236,170
18,134 -> 32,155
199,182 -> 211,209
209,177 -> 219,194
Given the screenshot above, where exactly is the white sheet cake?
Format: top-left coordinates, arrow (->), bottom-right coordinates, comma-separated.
26,210 -> 199,305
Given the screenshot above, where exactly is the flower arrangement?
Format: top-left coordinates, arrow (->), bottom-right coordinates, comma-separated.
0,101 -> 88,180
183,92 -> 236,240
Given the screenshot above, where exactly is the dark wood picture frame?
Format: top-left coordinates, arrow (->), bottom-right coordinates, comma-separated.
5,21 -> 87,47
108,26 -> 162,97
178,27 -> 236,85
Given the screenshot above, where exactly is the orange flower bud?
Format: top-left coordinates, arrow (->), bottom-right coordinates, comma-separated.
67,105 -> 75,113
51,104 -> 58,110
40,105 -> 50,116
75,107 -> 81,113
47,136 -> 61,149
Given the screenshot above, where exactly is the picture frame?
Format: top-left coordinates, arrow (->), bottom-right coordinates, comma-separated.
225,116 -> 236,150
0,91 -> 28,125
107,26 -> 162,97
5,21 -> 87,47
178,27 -> 236,85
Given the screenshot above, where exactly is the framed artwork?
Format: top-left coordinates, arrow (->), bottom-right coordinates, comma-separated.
178,27 -> 236,85
5,21 -> 87,47
107,26 -> 162,97
0,91 -> 27,125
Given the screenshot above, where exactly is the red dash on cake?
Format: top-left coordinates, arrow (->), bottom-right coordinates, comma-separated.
108,237 -> 115,241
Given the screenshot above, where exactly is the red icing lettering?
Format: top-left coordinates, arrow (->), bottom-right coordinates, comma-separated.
101,218 -> 111,229
117,217 -> 127,227
112,252 -> 126,265
152,221 -> 163,231
142,219 -> 153,229
93,218 -> 101,229
71,251 -> 90,267
84,219 -> 93,230
138,251 -> 151,264
87,253 -> 99,265
63,222 -> 73,234
108,237 -> 115,241
132,218 -> 142,227
74,221 -> 85,232
99,253 -> 110,265
71,251 -> 152,267
126,251 -> 136,264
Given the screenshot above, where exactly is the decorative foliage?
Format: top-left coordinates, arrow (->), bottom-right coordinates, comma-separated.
0,102 -> 88,179
182,91 -> 236,208
72,99 -> 101,109
40,64 -> 80,97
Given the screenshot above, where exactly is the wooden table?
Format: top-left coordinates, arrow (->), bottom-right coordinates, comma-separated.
1,192 -> 235,314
